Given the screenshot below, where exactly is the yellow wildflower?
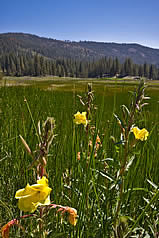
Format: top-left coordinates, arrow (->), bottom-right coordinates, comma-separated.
56,206 -> 78,226
67,207 -> 78,226
15,176 -> 52,212
74,111 -> 87,126
131,127 -> 149,141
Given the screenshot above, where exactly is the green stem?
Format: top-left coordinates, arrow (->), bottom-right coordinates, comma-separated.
113,138 -> 128,234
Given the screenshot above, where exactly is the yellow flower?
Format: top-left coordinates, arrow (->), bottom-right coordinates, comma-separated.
15,176 -> 52,212
74,111 -> 87,126
67,207 -> 78,226
131,127 -> 149,141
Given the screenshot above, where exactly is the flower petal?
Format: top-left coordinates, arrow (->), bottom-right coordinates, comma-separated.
15,177 -> 52,212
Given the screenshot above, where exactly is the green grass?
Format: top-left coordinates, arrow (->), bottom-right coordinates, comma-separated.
0,82 -> 159,237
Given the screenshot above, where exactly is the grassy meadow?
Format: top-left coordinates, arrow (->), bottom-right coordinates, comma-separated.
1,78 -> 159,237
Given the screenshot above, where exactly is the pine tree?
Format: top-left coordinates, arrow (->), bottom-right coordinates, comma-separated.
144,63 -> 150,78
149,64 -> 158,80
133,64 -> 139,76
34,54 -> 41,76
20,56 -> 25,75
124,58 -> 133,76
115,57 -> 121,75
5,55 -> 11,75
138,65 -> 144,77
57,64 -> 61,77
40,57 -> 46,75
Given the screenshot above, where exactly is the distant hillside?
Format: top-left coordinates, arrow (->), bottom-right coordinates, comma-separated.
1,32 -> 159,65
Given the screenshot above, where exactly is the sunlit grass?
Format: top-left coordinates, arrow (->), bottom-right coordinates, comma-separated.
0,81 -> 159,237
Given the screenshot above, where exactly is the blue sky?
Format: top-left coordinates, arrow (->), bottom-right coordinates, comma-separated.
1,0 -> 159,48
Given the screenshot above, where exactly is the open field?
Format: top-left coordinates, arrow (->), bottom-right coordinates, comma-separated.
2,76 -> 159,90
2,75 -> 159,83
0,78 -> 159,237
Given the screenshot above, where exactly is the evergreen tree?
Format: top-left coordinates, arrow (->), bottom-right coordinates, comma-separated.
57,64 -> 61,77
107,57 -> 113,75
133,64 -> 139,76
20,56 -> 25,75
115,57 -> 121,75
15,57 -> 22,76
149,64 -> 158,80
138,65 -> 144,77
51,62 -> 56,76
144,63 -> 150,79
124,58 -> 133,76
34,54 -> 41,76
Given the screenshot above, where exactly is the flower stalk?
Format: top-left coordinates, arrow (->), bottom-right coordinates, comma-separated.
113,80 -> 150,236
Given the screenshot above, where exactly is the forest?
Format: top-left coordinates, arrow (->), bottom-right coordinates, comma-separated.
0,52 -> 159,80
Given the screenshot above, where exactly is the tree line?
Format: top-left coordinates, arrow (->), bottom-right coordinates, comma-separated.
0,52 -> 159,80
